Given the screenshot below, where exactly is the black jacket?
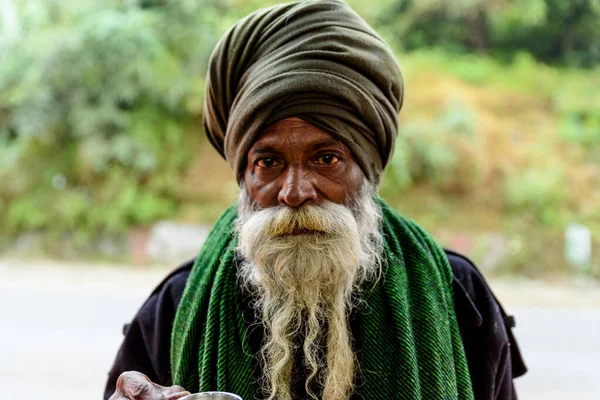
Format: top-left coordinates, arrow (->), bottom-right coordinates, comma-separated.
104,250 -> 526,399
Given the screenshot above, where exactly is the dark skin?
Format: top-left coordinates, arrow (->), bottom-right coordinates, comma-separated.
244,117 -> 366,208
108,371 -> 190,400
110,117 -> 366,399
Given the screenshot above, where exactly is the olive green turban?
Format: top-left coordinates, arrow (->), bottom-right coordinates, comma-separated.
203,0 -> 403,183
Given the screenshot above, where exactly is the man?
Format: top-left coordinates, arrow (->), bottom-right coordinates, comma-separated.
106,1 -> 526,399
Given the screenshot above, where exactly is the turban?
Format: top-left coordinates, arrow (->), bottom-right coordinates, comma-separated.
203,0 -> 403,183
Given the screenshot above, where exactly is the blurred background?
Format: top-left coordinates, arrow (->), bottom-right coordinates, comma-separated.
1,0 -> 599,399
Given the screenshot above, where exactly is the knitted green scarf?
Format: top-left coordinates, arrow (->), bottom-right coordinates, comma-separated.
171,199 -> 474,399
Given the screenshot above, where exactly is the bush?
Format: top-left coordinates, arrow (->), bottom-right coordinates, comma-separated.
503,166 -> 568,225
378,0 -> 600,67
0,0 -> 223,239
382,99 -> 483,194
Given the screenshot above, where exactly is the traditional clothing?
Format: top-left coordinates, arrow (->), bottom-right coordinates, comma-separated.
170,199 -> 473,399
104,246 -> 526,400
105,1 -> 527,398
203,0 -> 403,183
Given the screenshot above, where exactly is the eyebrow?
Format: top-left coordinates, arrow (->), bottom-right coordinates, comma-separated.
249,145 -> 281,156
310,139 -> 344,151
249,139 -> 344,155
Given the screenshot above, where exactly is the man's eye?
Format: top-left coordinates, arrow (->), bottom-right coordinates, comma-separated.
315,154 -> 339,165
256,157 -> 280,168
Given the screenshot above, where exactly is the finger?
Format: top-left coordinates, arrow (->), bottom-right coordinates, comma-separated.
158,384 -> 188,394
108,395 -> 130,400
158,384 -> 190,400
165,392 -> 191,400
118,371 -> 165,400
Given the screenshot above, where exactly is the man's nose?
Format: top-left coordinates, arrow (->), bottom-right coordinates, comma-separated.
278,168 -> 318,208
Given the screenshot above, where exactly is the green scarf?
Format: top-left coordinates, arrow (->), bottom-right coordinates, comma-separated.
171,199 -> 474,399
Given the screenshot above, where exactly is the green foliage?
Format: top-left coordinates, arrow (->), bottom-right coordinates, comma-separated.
504,166 -> 568,225
382,100 -> 483,194
378,0 -> 600,67
1,0 -> 599,268
561,114 -> 600,148
0,0 -> 222,239
560,113 -> 600,167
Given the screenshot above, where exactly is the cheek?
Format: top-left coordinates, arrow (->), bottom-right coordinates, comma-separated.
318,163 -> 365,204
243,169 -> 281,208
346,164 -> 366,195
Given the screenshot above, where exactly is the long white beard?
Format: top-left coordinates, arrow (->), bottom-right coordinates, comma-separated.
235,183 -> 383,400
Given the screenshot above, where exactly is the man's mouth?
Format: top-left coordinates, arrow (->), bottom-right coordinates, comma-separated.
278,227 -> 327,236
293,227 -> 320,235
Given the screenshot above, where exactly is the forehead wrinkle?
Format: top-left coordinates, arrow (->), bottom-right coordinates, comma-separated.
255,123 -> 341,151
249,144 -> 281,156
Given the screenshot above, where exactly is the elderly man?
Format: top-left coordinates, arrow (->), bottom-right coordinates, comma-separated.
105,1 -> 525,399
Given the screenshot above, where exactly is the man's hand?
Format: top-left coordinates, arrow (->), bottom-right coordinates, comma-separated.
109,371 -> 191,400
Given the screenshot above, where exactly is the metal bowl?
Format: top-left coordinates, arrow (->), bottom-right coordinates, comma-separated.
181,392 -> 242,400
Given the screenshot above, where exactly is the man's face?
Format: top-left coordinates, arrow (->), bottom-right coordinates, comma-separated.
243,117 -> 366,208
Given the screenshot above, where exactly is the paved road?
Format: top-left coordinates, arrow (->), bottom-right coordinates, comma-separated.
512,308 -> 600,399
0,262 -> 164,400
0,262 -> 599,399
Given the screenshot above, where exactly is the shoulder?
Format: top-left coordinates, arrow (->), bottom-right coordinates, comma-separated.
147,259 -> 194,304
444,248 -> 507,332
155,251 -> 503,314
123,259 -> 194,336
445,249 -> 496,304
444,249 -> 519,338
444,248 -> 527,387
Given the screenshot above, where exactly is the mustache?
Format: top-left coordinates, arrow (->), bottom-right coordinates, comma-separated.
259,202 -> 355,238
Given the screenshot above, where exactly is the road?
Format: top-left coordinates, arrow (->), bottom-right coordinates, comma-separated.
0,260 -> 599,399
512,308 -> 600,399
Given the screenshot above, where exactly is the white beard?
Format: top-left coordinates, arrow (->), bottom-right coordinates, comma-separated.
235,183 -> 383,400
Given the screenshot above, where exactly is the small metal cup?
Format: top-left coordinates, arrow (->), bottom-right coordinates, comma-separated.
181,392 -> 242,400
